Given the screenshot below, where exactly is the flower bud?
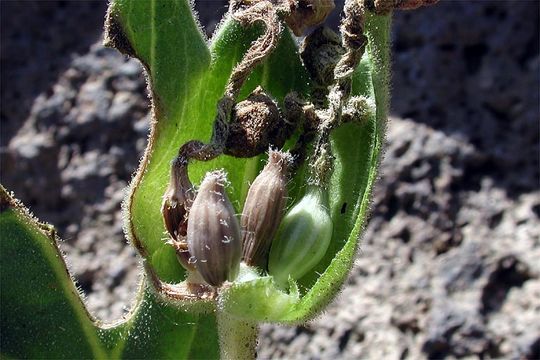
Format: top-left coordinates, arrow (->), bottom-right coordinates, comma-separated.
241,150 -> 292,269
187,170 -> 242,287
268,185 -> 333,287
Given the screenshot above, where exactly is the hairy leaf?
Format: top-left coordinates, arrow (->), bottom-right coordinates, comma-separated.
0,186 -> 220,359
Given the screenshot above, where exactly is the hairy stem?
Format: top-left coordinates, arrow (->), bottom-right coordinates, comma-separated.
217,310 -> 259,360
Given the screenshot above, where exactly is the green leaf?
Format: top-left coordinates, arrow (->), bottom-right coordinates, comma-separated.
106,286 -> 219,359
0,188 -> 105,359
106,0 -> 310,282
0,186 -> 220,359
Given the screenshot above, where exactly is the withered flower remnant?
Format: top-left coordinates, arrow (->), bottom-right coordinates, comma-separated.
187,170 -> 242,287
301,26 -> 345,88
241,149 -> 292,269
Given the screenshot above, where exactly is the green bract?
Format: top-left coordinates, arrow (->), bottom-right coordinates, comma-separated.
0,0 -> 393,358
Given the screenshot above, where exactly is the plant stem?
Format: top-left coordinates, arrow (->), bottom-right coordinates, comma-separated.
216,309 -> 259,360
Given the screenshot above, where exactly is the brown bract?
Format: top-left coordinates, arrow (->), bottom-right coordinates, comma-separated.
285,0 -> 336,36
162,158 -> 193,239
161,158 -> 196,271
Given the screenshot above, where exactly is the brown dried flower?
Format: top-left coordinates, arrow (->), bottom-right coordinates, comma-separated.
301,26 -> 345,87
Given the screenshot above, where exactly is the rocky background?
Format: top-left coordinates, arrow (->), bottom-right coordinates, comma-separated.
1,0 -> 538,359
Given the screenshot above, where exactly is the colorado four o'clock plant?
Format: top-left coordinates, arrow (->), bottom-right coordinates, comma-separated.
0,0 -> 437,358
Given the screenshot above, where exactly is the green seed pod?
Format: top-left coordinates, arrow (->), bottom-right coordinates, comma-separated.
268,185 -> 333,287
241,150 -> 292,269
187,170 -> 241,287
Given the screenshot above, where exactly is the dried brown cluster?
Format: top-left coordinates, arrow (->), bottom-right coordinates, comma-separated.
224,87 -> 295,158
301,27 -> 345,88
285,0 -> 336,36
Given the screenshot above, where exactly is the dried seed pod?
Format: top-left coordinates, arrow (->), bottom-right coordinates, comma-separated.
268,185 -> 333,287
301,26 -> 345,87
285,0 -> 335,36
225,87 -> 295,158
241,150 -> 292,269
187,171 -> 242,287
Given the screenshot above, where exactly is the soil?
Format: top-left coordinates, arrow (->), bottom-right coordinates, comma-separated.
1,0 -> 538,359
